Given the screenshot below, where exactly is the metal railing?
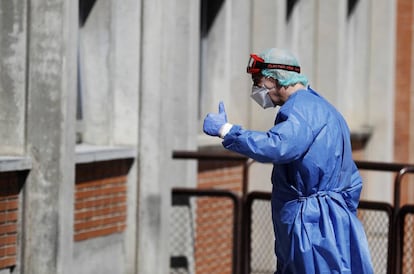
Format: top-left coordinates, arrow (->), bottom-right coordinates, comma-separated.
243,192 -> 273,274
171,150 -> 414,274
170,188 -> 241,274
355,161 -> 414,214
355,161 -> 414,273
396,205 -> 414,274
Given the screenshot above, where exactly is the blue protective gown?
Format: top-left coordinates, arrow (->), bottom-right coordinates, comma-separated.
222,87 -> 374,274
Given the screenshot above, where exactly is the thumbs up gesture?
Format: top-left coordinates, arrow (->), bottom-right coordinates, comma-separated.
203,101 -> 228,137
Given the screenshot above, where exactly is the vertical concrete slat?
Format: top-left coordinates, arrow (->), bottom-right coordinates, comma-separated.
0,0 -> 27,155
23,1 -> 77,274
79,0 -> 112,145
161,0 -> 199,191
294,0 -> 317,86
138,0 -> 201,272
138,0 -> 164,272
363,0 -> 396,203
162,0 -> 200,272
199,0 -> 229,125
249,1 -> 282,132
109,1 -> 140,272
228,0 -> 251,128
341,0 -> 371,130
111,0 -> 140,146
315,0 -> 346,104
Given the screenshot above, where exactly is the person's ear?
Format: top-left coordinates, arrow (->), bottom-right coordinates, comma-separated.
275,79 -> 282,88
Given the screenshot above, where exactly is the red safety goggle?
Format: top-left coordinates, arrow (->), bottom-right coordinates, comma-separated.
246,54 -> 301,74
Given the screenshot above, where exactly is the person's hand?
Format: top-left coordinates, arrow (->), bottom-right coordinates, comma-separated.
203,101 -> 228,137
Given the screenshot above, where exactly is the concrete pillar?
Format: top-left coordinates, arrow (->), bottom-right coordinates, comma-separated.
363,0 -> 396,203
340,0 -> 371,130
314,0 -> 347,105
80,0 -> 140,146
251,0 -> 286,52
228,0 -> 252,127
161,0 -> 199,186
138,0 -> 200,272
79,0 -> 112,145
111,0 -> 140,146
137,0 -> 165,272
0,0 -> 27,155
23,1 -> 77,274
77,0 -> 141,272
109,1 -> 140,273
198,0 -> 251,143
291,0 -> 317,86
198,0 -> 229,130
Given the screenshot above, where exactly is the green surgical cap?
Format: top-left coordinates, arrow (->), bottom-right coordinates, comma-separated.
259,48 -> 308,87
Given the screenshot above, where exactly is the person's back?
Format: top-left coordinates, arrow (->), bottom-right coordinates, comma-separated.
269,88 -> 372,273
271,88 -> 354,196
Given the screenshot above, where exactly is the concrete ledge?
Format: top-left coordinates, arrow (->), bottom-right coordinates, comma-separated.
0,145 -> 136,172
76,144 -> 136,164
0,156 -> 32,172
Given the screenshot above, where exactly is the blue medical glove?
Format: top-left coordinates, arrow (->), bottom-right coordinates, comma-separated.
203,101 -> 228,137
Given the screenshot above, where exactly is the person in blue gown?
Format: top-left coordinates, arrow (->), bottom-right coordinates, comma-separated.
203,48 -> 374,274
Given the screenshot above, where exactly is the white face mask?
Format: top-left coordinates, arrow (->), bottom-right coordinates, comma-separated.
250,86 -> 275,109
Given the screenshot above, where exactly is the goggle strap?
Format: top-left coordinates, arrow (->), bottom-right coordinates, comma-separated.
262,63 -> 301,73
247,54 -> 301,74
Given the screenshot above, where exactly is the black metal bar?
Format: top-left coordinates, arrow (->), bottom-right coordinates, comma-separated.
170,256 -> 189,269
173,150 -> 250,199
173,150 -> 414,173
172,150 -> 248,161
393,166 -> 414,213
173,153 -> 414,171
355,161 -> 414,219
172,194 -> 190,206
172,187 -> 242,274
358,200 -> 393,214
355,160 -> 414,172
171,151 -> 414,274
395,205 -> 414,274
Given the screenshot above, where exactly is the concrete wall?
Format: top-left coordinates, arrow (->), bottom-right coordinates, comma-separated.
0,0 -> 27,156
0,0 -> 404,273
0,0 -> 200,272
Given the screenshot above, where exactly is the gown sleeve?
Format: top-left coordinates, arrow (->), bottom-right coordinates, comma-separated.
222,109 -> 314,164
342,163 -> 363,215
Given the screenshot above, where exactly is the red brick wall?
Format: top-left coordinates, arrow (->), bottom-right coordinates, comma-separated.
395,0 -> 412,163
395,0 -> 414,205
74,159 -> 132,241
198,160 -> 244,193
195,160 -> 245,274
194,197 -> 235,274
0,172 -> 25,270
